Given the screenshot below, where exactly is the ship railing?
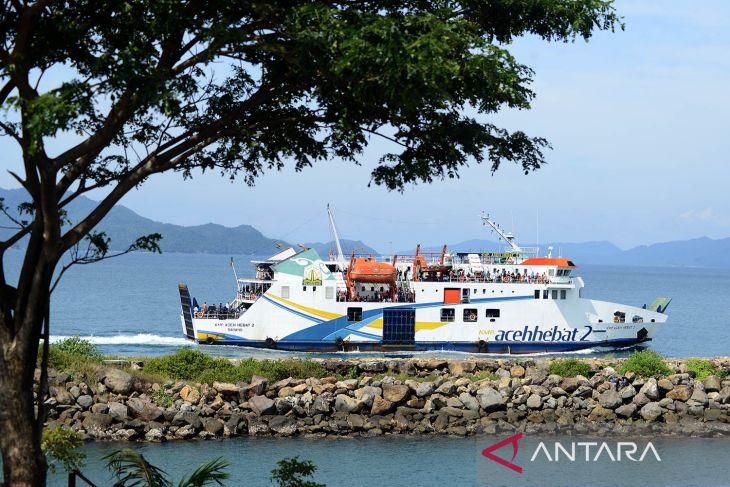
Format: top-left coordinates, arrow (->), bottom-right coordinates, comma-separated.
194,307 -> 244,320
413,276 -> 567,285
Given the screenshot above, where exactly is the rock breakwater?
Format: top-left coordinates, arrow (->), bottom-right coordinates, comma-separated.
40,357 -> 730,442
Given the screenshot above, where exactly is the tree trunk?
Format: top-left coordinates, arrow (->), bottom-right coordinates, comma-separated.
0,342 -> 47,487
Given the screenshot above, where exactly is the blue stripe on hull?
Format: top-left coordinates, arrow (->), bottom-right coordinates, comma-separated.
193,337 -> 651,354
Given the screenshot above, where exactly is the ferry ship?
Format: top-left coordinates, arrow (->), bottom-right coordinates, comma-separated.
178,210 -> 671,354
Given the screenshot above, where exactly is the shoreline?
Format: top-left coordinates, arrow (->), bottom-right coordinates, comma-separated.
41,356 -> 730,442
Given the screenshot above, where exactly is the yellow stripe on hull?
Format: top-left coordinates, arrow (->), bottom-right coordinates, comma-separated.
267,293 -> 343,320
196,332 -> 224,341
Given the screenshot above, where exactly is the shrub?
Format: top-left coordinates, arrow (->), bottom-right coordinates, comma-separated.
143,349 -> 329,385
618,350 -> 672,377
144,348 -> 232,381
52,336 -> 102,358
45,337 -> 103,376
548,358 -> 592,377
686,359 -> 727,381
148,388 -> 175,408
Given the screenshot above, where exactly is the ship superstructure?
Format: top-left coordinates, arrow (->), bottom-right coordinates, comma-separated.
178,210 -> 670,354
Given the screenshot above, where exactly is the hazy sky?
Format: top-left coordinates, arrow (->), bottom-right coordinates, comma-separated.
2,0 -> 729,251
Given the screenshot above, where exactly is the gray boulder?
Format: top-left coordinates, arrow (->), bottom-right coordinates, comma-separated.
249,395 -> 276,416
615,403 -> 637,418
598,389 -> 623,409
201,418 -> 224,435
107,402 -> 128,421
82,413 -> 112,433
354,386 -> 382,407
76,395 -> 93,409
458,392 -> 480,412
640,402 -> 663,422
703,375 -> 722,393
269,415 -> 297,436
370,395 -> 394,415
382,385 -> 410,403
334,394 -> 364,413
476,387 -> 503,412
526,394 -> 542,409
415,381 -> 436,398
99,368 -> 134,395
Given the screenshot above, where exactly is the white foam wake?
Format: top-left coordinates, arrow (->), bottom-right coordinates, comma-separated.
50,334 -> 189,346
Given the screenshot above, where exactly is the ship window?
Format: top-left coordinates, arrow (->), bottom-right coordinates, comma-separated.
312,286 -> 316,291
281,286 -> 290,299
325,287 -> 334,299
543,290 -> 548,299
485,309 -> 500,318
552,290 -> 558,299
534,290 -> 540,299
560,290 -> 567,300
302,286 -> 307,292
440,308 -> 455,322
347,307 -> 363,322
463,309 -> 478,322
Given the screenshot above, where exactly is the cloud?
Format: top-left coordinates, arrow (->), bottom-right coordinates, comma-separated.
679,207 -> 730,226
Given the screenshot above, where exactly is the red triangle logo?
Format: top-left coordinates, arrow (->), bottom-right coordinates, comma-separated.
482,432 -> 523,474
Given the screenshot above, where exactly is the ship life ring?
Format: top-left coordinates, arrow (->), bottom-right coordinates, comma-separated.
195,311 -> 203,318
507,257 -> 515,264
250,293 -> 256,300
458,275 -> 465,282
265,337 -> 276,348
503,275 -> 511,283
468,313 -> 477,321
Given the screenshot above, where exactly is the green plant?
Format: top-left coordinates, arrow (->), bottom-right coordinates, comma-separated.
104,448 -> 229,487
44,336 -> 104,380
42,427 -> 85,473
618,350 -> 672,377
468,371 -> 499,382
686,359 -> 727,381
347,366 -> 359,379
52,336 -> 102,359
143,349 -> 329,385
548,358 -> 592,377
271,457 -> 325,487
149,388 -> 176,408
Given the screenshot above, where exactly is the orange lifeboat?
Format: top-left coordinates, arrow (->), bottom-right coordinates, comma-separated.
348,257 -> 396,284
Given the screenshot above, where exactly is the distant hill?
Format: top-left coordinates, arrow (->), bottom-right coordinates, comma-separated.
3,187 -> 730,266
0,188 -> 283,255
305,240 -> 380,258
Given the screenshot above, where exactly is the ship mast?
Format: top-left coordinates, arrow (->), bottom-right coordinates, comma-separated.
480,212 -> 522,253
327,204 -> 347,269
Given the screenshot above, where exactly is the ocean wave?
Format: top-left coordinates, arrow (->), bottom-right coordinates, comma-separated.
50,334 -> 190,346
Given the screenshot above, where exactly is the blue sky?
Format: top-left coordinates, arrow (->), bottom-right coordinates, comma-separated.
2,0 -> 729,251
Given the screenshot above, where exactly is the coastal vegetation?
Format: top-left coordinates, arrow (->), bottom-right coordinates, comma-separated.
145,349 -> 330,385
686,358 -> 728,381
618,350 -> 673,377
548,358 -> 593,378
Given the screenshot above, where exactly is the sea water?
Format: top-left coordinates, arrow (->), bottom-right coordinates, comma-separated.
2,248 -> 729,357
46,436 -> 730,487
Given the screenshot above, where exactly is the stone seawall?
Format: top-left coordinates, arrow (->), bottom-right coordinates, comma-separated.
41,357 -> 730,442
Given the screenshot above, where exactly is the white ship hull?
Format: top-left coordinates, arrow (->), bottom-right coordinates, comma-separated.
178,213 -> 670,354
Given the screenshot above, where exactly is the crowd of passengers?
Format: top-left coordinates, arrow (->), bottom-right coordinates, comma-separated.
398,267 -> 550,284
193,301 -> 238,319
337,289 -> 416,303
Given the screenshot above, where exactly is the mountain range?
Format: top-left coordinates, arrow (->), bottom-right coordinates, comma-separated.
2,187 -> 729,267
0,188 -> 378,256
